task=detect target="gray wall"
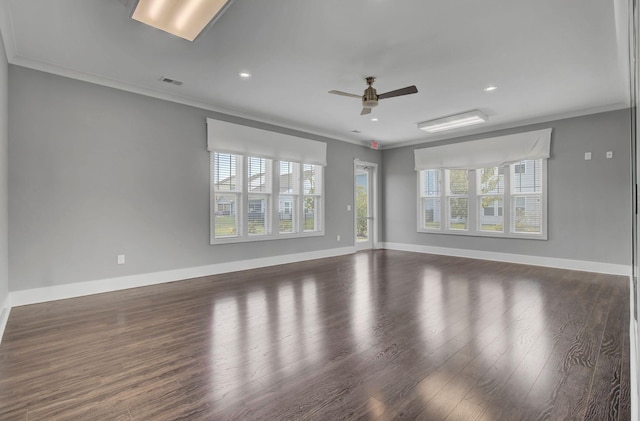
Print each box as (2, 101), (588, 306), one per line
(382, 109), (632, 265)
(0, 33), (7, 306)
(8, 66), (381, 291)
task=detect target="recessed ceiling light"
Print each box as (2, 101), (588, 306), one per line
(370, 118), (379, 122)
(484, 85), (498, 92)
(239, 72), (252, 78)
(131, 0), (236, 42)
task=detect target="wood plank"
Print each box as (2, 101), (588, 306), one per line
(583, 281), (626, 420)
(0, 250), (628, 420)
(618, 283), (631, 420)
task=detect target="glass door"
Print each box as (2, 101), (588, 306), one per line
(355, 163), (374, 250)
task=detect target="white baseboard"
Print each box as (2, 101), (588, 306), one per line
(0, 295), (9, 344)
(9, 246), (356, 308)
(382, 242), (631, 276)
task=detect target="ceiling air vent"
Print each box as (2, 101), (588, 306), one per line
(160, 77), (183, 86)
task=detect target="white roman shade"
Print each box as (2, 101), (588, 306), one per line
(414, 128), (552, 170)
(207, 118), (327, 166)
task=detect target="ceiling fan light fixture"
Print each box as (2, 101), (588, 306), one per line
(418, 110), (488, 133)
(131, 0), (235, 41)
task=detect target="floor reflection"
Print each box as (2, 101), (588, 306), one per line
(196, 251), (621, 420)
(210, 296), (241, 400)
(353, 253), (374, 351)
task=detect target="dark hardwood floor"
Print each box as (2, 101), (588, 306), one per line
(0, 250), (630, 420)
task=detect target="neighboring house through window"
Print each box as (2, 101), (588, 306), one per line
(207, 118), (327, 244)
(414, 129), (551, 240)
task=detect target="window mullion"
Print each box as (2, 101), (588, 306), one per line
(241, 156), (248, 240)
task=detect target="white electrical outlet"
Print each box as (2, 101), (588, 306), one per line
(337, 235), (341, 242)
(117, 254), (125, 265)
(606, 151), (613, 159)
(347, 205), (352, 211)
(584, 152), (592, 160)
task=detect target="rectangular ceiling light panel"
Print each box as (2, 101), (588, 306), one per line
(418, 110), (488, 133)
(132, 0), (233, 41)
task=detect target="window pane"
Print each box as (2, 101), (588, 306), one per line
(303, 164), (322, 195)
(214, 194), (239, 237)
(512, 160), (542, 193)
(422, 197), (441, 229)
(479, 167), (504, 194)
(479, 197), (504, 232)
(448, 197), (468, 230)
(279, 195), (296, 233)
(511, 195), (542, 233)
(356, 179), (368, 241)
(279, 161), (300, 193)
(214, 153), (241, 192)
(248, 195), (269, 235)
(248, 157), (272, 193)
(447, 169), (468, 194)
(304, 196), (320, 231)
(303, 164), (322, 233)
(279, 161), (299, 234)
(421, 169), (440, 196)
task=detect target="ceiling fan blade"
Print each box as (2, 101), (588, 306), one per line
(361, 107), (372, 115)
(328, 90), (361, 98)
(378, 85), (418, 100)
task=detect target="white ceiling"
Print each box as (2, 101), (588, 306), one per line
(0, 0), (630, 147)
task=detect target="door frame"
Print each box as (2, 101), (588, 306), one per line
(354, 160), (378, 250)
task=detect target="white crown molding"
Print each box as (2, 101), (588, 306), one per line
(382, 242), (631, 276)
(382, 103), (630, 150)
(7, 55), (370, 149)
(2, 50), (629, 153)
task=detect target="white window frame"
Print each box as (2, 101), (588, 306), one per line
(416, 159), (548, 240)
(211, 153), (325, 244)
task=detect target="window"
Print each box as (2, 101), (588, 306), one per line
(478, 166), (504, 232)
(417, 159), (547, 239)
(419, 169), (441, 229)
(207, 118), (327, 244)
(303, 164), (323, 232)
(511, 159), (543, 234)
(446, 169), (469, 230)
(211, 153), (324, 243)
(278, 161), (299, 234)
(247, 157), (271, 236)
(213, 153), (242, 238)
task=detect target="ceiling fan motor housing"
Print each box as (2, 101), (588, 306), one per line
(363, 86), (378, 108)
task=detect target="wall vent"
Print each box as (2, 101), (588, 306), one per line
(160, 77), (183, 86)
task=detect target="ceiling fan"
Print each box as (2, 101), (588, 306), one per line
(329, 76), (418, 115)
